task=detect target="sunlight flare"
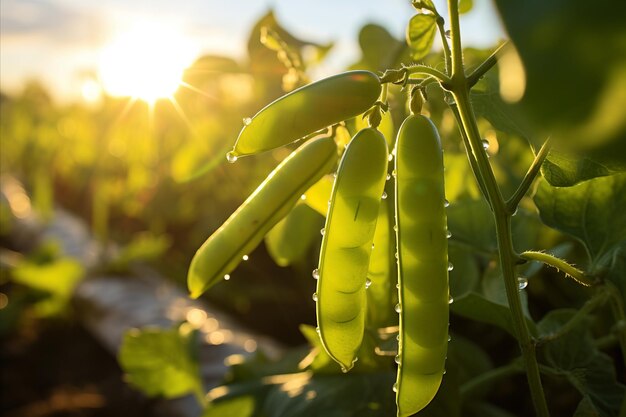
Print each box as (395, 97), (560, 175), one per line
(99, 22), (198, 103)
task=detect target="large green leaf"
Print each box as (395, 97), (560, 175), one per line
(406, 13), (438, 61)
(493, 0), (626, 169)
(534, 173), (626, 265)
(118, 325), (203, 399)
(541, 150), (614, 187)
(537, 310), (625, 417)
(351, 24), (408, 72)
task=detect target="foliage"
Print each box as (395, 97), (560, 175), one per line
(1, 1), (625, 417)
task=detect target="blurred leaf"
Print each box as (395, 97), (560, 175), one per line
(493, 0), (626, 169)
(572, 396), (599, 417)
(203, 395), (256, 417)
(265, 204), (323, 267)
(448, 244), (480, 298)
(210, 371), (396, 417)
(406, 13), (438, 61)
(471, 66), (534, 141)
(538, 310), (625, 417)
(118, 324), (202, 399)
(447, 199), (495, 253)
(443, 153), (481, 202)
(109, 232), (171, 271)
(541, 150), (613, 187)
(534, 174), (626, 267)
(458, 0), (473, 14)
(351, 24), (407, 72)
(11, 253), (84, 316)
(466, 402), (517, 417)
(447, 335), (493, 386)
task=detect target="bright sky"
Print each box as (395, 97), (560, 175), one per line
(0, 0), (504, 102)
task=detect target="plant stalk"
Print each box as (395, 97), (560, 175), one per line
(446, 1), (551, 415)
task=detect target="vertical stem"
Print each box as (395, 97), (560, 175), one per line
(446, 2), (550, 415)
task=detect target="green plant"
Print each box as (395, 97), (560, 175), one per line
(117, 1), (625, 416)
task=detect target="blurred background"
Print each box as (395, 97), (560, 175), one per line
(0, 1), (508, 416)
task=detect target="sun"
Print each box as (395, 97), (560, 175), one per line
(99, 22), (197, 103)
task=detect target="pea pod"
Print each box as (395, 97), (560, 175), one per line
(316, 128), (388, 370)
(232, 71), (381, 156)
(188, 136), (338, 298)
(264, 203), (323, 267)
(394, 115), (449, 417)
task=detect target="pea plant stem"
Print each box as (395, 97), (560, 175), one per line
(446, 1), (551, 416)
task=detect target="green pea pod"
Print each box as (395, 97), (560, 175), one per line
(265, 203), (323, 267)
(316, 128), (388, 371)
(232, 71), (381, 157)
(394, 115), (449, 417)
(366, 197), (398, 329)
(188, 136), (338, 298)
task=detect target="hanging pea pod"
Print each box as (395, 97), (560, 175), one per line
(316, 128), (388, 371)
(188, 136), (338, 298)
(394, 114), (449, 417)
(232, 71), (381, 156)
(265, 203), (323, 267)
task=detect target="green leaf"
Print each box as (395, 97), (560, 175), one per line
(11, 254), (84, 316)
(265, 204), (323, 267)
(538, 310), (625, 417)
(451, 292), (537, 338)
(458, 0), (473, 14)
(573, 396), (600, 417)
(493, 0), (626, 169)
(118, 324), (203, 399)
(351, 24), (408, 72)
(534, 173), (626, 265)
(542, 150), (613, 187)
(203, 395), (256, 417)
(406, 13), (438, 61)
(447, 199), (495, 253)
(448, 244), (480, 298)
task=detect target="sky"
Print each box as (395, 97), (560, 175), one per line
(0, 0), (505, 102)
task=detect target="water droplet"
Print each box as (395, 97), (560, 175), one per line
(312, 293), (318, 302)
(396, 283), (400, 289)
(394, 355), (401, 364)
(388, 154), (394, 162)
(312, 269), (320, 280)
(517, 276), (528, 290)
(224, 274), (231, 281)
(371, 243), (375, 249)
(447, 334), (452, 342)
(395, 252), (399, 259)
(320, 228), (325, 236)
(300, 194), (307, 200)
(381, 191), (388, 200)
(242, 254), (249, 261)
(396, 334), (400, 341)
(315, 326), (321, 335)
(443, 369), (447, 375)
(393, 225), (398, 232)
(482, 139), (490, 150)
(446, 230), (452, 239)
(448, 296), (454, 304)
(243, 117), (252, 126)
(332, 172), (338, 178)
(392, 170), (397, 178)
(386, 174), (391, 181)
(392, 383), (398, 393)
(365, 278), (372, 289)
(394, 303), (402, 313)
(448, 262), (454, 271)
(226, 152), (238, 163)
(444, 199), (450, 208)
